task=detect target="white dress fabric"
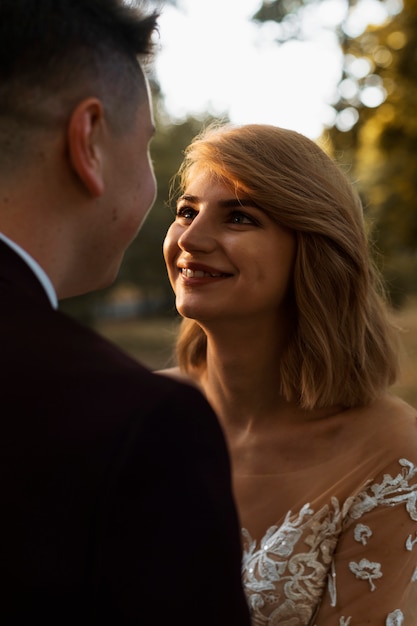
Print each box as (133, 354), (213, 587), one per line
(237, 397), (417, 625)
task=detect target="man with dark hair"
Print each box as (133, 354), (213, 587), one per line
(0, 1), (251, 624)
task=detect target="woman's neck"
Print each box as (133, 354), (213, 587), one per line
(195, 319), (290, 429)
(189, 319), (348, 483)
(192, 319), (341, 436)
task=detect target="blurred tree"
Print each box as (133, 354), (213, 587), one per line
(251, 0), (401, 145)
(331, 0), (417, 304)
(253, 0), (417, 305)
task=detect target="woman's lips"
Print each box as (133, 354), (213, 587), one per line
(181, 268), (224, 278)
(177, 263), (233, 283)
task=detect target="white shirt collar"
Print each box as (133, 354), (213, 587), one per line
(0, 233), (58, 309)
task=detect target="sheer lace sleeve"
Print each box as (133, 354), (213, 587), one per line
(312, 458), (417, 626)
(242, 458), (417, 625)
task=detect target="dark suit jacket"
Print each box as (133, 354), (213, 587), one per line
(0, 241), (251, 625)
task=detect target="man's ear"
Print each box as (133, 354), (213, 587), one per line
(67, 98), (106, 197)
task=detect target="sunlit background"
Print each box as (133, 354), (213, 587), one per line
(154, 0), (396, 138)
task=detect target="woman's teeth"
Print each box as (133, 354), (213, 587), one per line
(181, 268), (222, 278)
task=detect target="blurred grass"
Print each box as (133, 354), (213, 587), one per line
(96, 314), (181, 371)
(96, 300), (417, 409)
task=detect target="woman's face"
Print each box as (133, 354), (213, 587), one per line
(163, 169), (296, 326)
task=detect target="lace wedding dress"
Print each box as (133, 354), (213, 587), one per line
(236, 397), (417, 625)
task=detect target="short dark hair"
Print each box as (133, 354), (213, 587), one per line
(0, 0), (159, 163)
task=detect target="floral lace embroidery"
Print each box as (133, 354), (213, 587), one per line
(406, 532), (417, 551)
(348, 559), (382, 591)
(242, 459), (417, 625)
(347, 459), (417, 521)
(386, 609), (404, 625)
(353, 524), (372, 545)
(243, 500), (342, 625)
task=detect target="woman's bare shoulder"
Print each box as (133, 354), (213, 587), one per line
(360, 393), (417, 455)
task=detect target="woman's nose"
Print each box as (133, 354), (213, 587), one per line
(177, 216), (217, 253)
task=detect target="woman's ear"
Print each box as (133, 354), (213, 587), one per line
(67, 97), (106, 197)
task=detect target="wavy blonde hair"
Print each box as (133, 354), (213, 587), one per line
(172, 123), (398, 409)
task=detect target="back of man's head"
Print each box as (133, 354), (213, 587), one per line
(0, 0), (159, 171)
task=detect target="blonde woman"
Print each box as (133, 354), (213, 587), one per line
(161, 123), (417, 625)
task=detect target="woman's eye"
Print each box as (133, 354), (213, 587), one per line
(176, 206), (197, 220)
(229, 212), (256, 225)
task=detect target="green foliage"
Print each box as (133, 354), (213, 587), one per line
(377, 253), (417, 308)
(338, 0), (417, 302)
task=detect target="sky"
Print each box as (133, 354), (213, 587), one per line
(154, 0), (393, 139)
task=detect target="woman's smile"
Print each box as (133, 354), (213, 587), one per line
(181, 268), (224, 278)
(179, 262), (233, 281)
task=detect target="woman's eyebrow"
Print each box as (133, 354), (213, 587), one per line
(218, 198), (262, 210)
(177, 194), (197, 203)
(177, 195), (261, 210)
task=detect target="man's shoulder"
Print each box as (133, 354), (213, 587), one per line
(51, 309), (213, 416)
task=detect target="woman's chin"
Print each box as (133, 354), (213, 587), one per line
(176, 303), (211, 323)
